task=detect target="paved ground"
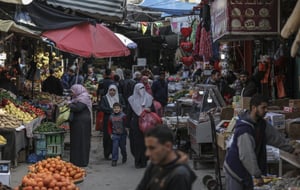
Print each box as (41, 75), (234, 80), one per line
(10, 129), (215, 190)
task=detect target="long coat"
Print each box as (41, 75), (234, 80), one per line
(69, 102), (91, 167)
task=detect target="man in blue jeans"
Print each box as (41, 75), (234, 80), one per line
(108, 102), (127, 166)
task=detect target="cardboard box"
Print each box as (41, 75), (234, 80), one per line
(289, 99), (300, 108)
(0, 171), (10, 186)
(240, 97), (251, 110)
(217, 132), (232, 150)
(270, 98), (289, 109)
(286, 119), (300, 140)
(265, 112), (285, 130)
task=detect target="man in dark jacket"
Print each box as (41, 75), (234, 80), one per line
(42, 69), (63, 96)
(136, 126), (196, 190)
(224, 94), (300, 190)
(235, 70), (258, 97)
(97, 68), (114, 101)
(151, 71), (168, 108)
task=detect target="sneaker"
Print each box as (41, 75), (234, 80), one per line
(112, 160), (117, 167)
(122, 158), (127, 164)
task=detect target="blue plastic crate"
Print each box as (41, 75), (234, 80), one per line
(35, 139), (46, 149)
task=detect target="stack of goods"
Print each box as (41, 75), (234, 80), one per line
(232, 96), (251, 116)
(168, 90), (190, 103)
(14, 156), (85, 190)
(266, 145), (280, 162)
(0, 90), (45, 126)
(267, 177), (300, 190)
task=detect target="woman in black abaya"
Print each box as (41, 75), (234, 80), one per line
(69, 84), (92, 167)
(127, 83), (154, 168)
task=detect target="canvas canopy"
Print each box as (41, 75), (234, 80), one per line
(138, 0), (196, 16)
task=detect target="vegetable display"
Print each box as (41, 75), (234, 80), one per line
(34, 122), (64, 133)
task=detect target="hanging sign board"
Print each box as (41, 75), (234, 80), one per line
(137, 58), (147, 66)
(211, 0), (279, 42)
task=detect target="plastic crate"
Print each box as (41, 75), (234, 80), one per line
(33, 132), (65, 157)
(46, 133), (64, 145)
(35, 139), (46, 149)
(47, 145), (62, 156)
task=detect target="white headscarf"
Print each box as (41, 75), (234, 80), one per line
(115, 68), (124, 80)
(128, 83), (153, 116)
(106, 84), (119, 108)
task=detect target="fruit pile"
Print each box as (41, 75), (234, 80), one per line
(14, 172), (79, 190)
(15, 157), (85, 190)
(21, 102), (45, 118)
(28, 157), (85, 183)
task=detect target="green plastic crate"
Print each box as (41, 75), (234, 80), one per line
(33, 132), (65, 157)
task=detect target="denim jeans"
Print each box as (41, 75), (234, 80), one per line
(111, 134), (127, 161)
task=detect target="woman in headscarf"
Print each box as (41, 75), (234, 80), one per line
(99, 84), (126, 160)
(69, 84), (92, 167)
(127, 83), (154, 168)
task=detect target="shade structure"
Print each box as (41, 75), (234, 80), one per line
(0, 19), (40, 38)
(42, 22), (130, 58)
(115, 33), (137, 49)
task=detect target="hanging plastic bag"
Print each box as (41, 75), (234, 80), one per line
(139, 111), (162, 134)
(95, 111), (104, 131)
(56, 105), (71, 126)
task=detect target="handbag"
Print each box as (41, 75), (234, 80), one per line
(138, 111), (162, 134)
(95, 111), (104, 131)
(56, 105), (71, 126)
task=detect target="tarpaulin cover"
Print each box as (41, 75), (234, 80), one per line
(0, 19), (40, 38)
(138, 0), (196, 16)
(25, 1), (91, 30)
(44, 0), (126, 22)
(0, 0), (31, 4)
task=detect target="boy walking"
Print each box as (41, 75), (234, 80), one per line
(108, 102), (127, 166)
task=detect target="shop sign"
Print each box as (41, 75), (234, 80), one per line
(211, 0), (279, 42)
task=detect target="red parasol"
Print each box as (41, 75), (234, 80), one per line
(42, 22), (130, 58)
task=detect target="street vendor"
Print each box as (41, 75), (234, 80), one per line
(224, 94), (300, 190)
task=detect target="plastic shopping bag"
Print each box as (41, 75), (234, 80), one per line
(56, 105), (71, 126)
(138, 111), (162, 134)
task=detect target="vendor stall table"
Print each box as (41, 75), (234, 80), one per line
(0, 116), (44, 166)
(279, 150), (300, 177)
(0, 128), (26, 166)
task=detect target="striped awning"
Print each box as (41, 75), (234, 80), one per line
(45, 0), (127, 22)
(0, 0), (32, 4)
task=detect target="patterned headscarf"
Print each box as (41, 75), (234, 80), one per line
(70, 84), (92, 114)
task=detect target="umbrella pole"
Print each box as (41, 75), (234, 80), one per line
(108, 57), (112, 68)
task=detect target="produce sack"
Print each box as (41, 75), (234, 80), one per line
(95, 111), (104, 131)
(56, 105), (71, 126)
(139, 111), (162, 134)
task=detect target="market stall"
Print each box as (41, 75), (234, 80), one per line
(0, 89), (45, 166)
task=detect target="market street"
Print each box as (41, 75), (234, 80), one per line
(10, 128), (215, 190)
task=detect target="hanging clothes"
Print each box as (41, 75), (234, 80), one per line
(199, 26), (212, 61)
(275, 75), (286, 98)
(193, 22), (202, 59)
